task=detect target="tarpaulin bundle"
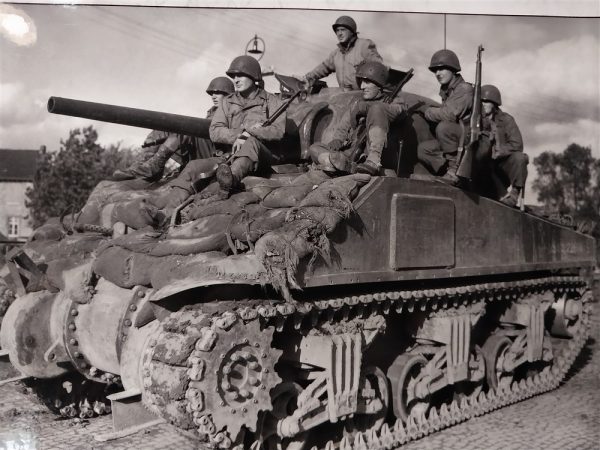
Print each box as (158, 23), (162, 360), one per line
(93, 246), (163, 288)
(187, 191), (260, 220)
(150, 252), (268, 290)
(77, 178), (170, 226)
(285, 206), (346, 233)
(153, 214), (233, 256)
(252, 173), (371, 296)
(111, 198), (165, 230)
(254, 218), (330, 298)
(290, 169), (333, 186)
(25, 169), (372, 296)
(228, 207), (289, 244)
(25, 233), (108, 264)
(299, 173), (370, 213)
(261, 184), (316, 208)
(29, 221), (66, 242)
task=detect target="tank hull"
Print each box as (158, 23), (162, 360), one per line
(304, 177), (595, 287)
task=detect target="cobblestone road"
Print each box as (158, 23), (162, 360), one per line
(1, 304), (598, 450)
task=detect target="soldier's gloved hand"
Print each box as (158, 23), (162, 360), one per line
(350, 101), (370, 128)
(294, 75), (311, 90)
(233, 131), (251, 153)
(327, 139), (345, 152)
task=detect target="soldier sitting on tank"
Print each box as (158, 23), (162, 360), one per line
(209, 55), (287, 196)
(301, 15), (383, 92)
(476, 84), (528, 208)
(308, 60), (407, 176)
(417, 49), (473, 185)
(112, 76), (235, 182)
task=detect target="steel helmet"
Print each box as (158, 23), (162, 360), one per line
(481, 84), (502, 106)
(332, 16), (357, 34)
(428, 49), (461, 73)
(355, 60), (389, 87)
(226, 55), (262, 82)
(206, 76), (234, 95)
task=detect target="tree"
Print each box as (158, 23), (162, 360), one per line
(532, 143), (600, 261)
(532, 143), (598, 219)
(26, 126), (136, 228)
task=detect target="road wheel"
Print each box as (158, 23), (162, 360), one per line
(388, 353), (430, 421)
(482, 334), (514, 391)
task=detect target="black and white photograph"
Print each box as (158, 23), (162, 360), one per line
(0, 1), (598, 449)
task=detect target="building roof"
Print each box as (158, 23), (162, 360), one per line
(0, 149), (39, 182)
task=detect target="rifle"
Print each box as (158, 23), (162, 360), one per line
(347, 68), (415, 163)
(456, 45), (484, 179)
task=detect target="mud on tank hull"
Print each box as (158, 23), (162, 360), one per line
(1, 174), (595, 449)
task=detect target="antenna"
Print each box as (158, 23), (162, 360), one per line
(444, 14), (447, 49)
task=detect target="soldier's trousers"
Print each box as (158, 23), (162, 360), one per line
(309, 143), (353, 169)
(233, 136), (283, 170)
(308, 102), (404, 168)
(476, 138), (529, 190)
(152, 157), (225, 210)
(364, 103), (405, 165)
(493, 153), (528, 189)
(417, 121), (465, 174)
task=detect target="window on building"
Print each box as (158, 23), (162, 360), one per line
(8, 217), (19, 238)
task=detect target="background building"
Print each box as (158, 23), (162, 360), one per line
(0, 148), (40, 250)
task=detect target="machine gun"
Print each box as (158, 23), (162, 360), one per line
(456, 45), (484, 180)
(347, 68), (415, 164)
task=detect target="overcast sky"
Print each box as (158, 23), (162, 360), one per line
(0, 2), (599, 199)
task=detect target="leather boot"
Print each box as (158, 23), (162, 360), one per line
(438, 156), (460, 186)
(500, 188), (520, 208)
(216, 157), (253, 194)
(329, 152), (352, 174)
(114, 136), (179, 182)
(356, 159), (380, 176)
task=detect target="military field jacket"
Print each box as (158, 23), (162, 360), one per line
(305, 36), (383, 91)
(483, 109), (523, 159)
(209, 88), (286, 145)
(206, 106), (217, 120)
(424, 75), (473, 123)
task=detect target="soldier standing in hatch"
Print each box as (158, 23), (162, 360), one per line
(112, 76), (234, 182)
(417, 49), (473, 185)
(302, 15), (383, 91)
(478, 84), (528, 207)
(210, 55), (287, 195)
(308, 60), (407, 175)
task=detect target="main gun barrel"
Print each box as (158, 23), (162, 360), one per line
(47, 96), (211, 138)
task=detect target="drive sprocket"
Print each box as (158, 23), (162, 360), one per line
(142, 307), (282, 447)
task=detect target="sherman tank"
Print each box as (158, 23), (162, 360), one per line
(0, 73), (596, 450)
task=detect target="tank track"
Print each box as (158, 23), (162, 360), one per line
(21, 372), (117, 419)
(142, 275), (591, 449)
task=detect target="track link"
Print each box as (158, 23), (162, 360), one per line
(142, 275), (592, 449)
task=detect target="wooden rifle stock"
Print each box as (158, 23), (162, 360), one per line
(348, 68), (414, 162)
(456, 45), (484, 179)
